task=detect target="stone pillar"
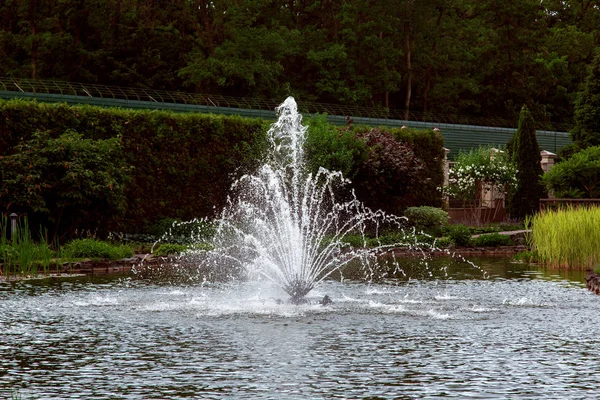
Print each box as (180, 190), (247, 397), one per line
(443, 148), (451, 186)
(443, 148), (450, 207)
(540, 150), (557, 173)
(540, 150), (557, 199)
(484, 148), (505, 208)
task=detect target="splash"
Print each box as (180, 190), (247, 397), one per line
(204, 97), (418, 302)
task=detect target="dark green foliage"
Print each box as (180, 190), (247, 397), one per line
(350, 126), (444, 215)
(434, 237), (453, 249)
(508, 105), (547, 219)
(304, 122), (444, 216)
(542, 146), (600, 198)
(447, 224), (472, 247)
(513, 250), (539, 263)
(388, 126), (446, 210)
(340, 235), (368, 248)
(572, 51), (600, 149)
(467, 222), (524, 235)
(1, 0), (593, 125)
(61, 239), (133, 260)
(0, 128), (129, 239)
(403, 206), (449, 236)
(0, 100), (442, 238)
(472, 233), (512, 247)
(352, 128), (425, 215)
(0, 100), (267, 237)
(304, 115), (368, 180)
(154, 218), (216, 245)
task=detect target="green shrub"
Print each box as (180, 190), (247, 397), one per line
(369, 231), (415, 246)
(0, 129), (130, 236)
(413, 234), (437, 245)
(542, 146), (600, 198)
(389, 125), (446, 209)
(305, 120), (445, 216)
(305, 115), (367, 180)
(571, 51), (600, 149)
(61, 239), (133, 260)
(404, 206), (449, 236)
(341, 235), (368, 248)
(155, 218), (216, 245)
(0, 99), (267, 236)
(153, 243), (188, 257)
(447, 224), (472, 247)
(472, 233), (512, 247)
(433, 237), (453, 248)
(507, 105), (546, 218)
(352, 128), (426, 215)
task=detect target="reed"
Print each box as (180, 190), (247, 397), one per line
(0, 215), (55, 277)
(529, 206), (600, 269)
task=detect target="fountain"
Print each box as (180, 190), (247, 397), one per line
(200, 97), (419, 303)
(3, 98), (599, 399)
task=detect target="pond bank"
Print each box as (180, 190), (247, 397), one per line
(1, 245), (531, 281)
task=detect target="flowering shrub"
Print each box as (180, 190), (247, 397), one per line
(443, 146), (517, 204)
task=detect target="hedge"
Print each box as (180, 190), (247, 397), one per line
(1, 99), (444, 238)
(0, 99), (267, 235)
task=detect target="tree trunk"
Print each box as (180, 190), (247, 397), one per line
(29, 0), (38, 79)
(423, 7), (444, 114)
(404, 23), (412, 120)
(198, 0), (214, 55)
(423, 68), (431, 113)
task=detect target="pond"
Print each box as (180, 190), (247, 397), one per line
(1, 257), (598, 399)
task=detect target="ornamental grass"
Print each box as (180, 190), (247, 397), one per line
(529, 206), (600, 269)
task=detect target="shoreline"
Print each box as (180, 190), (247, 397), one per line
(0, 245), (530, 282)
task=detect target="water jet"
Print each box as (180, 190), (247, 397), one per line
(201, 97), (417, 302)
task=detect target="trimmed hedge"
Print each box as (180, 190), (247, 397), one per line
(1, 100), (444, 238)
(0, 99), (267, 235)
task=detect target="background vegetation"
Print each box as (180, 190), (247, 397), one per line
(1, 0), (598, 127)
(0, 99), (445, 240)
(0, 99), (268, 239)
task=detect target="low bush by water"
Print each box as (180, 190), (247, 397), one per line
(472, 233), (512, 247)
(60, 239), (134, 260)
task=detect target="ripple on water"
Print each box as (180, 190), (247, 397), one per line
(1, 274), (600, 399)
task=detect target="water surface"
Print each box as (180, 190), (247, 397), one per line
(1, 258), (598, 399)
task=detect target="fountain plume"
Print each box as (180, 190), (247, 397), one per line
(205, 97), (412, 302)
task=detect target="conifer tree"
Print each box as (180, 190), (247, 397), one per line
(508, 105), (547, 219)
(572, 50), (600, 149)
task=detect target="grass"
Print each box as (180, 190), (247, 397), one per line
(1, 216), (135, 278)
(528, 206), (600, 269)
(60, 238), (134, 260)
(1, 216), (55, 277)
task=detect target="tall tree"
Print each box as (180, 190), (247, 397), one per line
(337, 0), (403, 108)
(508, 105), (547, 219)
(571, 49), (600, 149)
(179, 0), (299, 98)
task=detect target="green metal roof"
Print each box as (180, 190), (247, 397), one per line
(0, 77), (572, 158)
